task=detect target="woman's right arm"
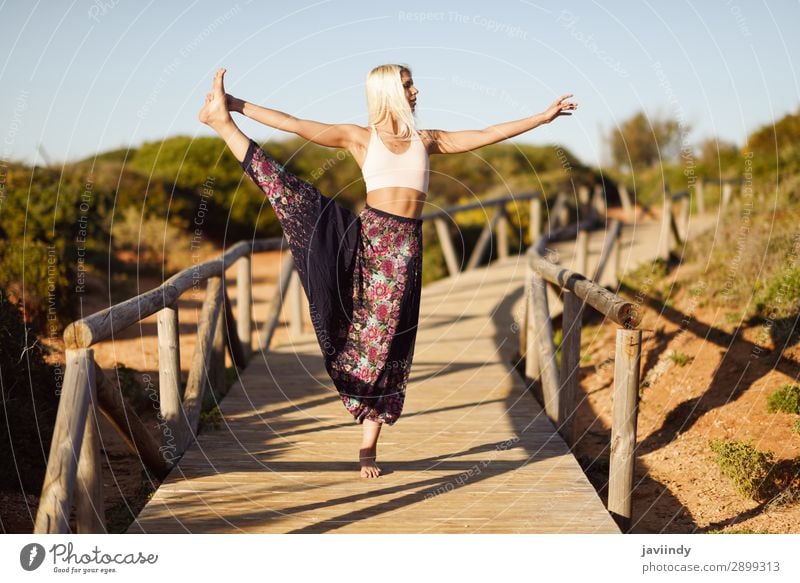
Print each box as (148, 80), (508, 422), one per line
(227, 95), (359, 149)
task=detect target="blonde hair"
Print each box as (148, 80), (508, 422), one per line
(366, 63), (417, 139)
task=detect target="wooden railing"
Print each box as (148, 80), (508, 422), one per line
(35, 237), (292, 533)
(36, 177), (733, 533)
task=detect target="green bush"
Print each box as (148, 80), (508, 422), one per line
(669, 351), (692, 367)
(0, 289), (60, 494)
(766, 384), (800, 415)
(709, 438), (775, 501)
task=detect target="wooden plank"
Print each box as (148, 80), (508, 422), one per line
(559, 290), (583, 446)
(129, 256), (618, 534)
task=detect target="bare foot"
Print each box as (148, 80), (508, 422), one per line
(198, 68), (233, 128)
(359, 447), (382, 478)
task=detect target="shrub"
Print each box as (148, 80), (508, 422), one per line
(669, 351), (692, 367)
(709, 438), (776, 501)
(0, 290), (60, 494)
(766, 384), (800, 415)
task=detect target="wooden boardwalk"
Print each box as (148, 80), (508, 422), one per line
(127, 213), (719, 534)
(128, 250), (620, 534)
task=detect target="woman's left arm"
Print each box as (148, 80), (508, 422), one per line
(426, 93), (577, 155)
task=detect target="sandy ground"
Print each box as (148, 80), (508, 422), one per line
(573, 279), (800, 533)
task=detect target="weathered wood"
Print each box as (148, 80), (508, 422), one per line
(559, 290), (584, 446)
(695, 180), (705, 214)
(75, 378), (106, 533)
(611, 226), (623, 286)
(64, 238), (285, 349)
(547, 192), (568, 232)
(679, 195), (690, 240)
(184, 277), (223, 449)
(528, 251), (640, 328)
(202, 302), (229, 410)
(578, 185), (591, 220)
(530, 197), (542, 245)
(524, 270), (540, 381)
(592, 184), (606, 216)
(259, 254), (295, 350)
(466, 206), (503, 270)
(618, 184), (634, 221)
(94, 363), (173, 476)
(157, 302), (183, 454)
(592, 220), (622, 283)
(34, 348), (94, 534)
(531, 273), (559, 424)
(434, 217), (460, 277)
(237, 254), (253, 360)
(575, 229), (589, 275)
(722, 183), (733, 208)
(130, 257), (620, 534)
(657, 191), (673, 260)
(288, 269), (304, 336)
(496, 206), (509, 260)
(608, 328), (642, 531)
(418, 190), (540, 221)
(223, 286), (247, 369)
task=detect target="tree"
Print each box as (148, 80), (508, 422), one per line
(608, 111), (682, 172)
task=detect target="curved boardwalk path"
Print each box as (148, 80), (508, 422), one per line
(127, 215), (714, 534)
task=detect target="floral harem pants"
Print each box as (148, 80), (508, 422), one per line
(239, 138), (423, 425)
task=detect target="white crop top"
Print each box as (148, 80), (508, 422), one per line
(361, 125), (430, 194)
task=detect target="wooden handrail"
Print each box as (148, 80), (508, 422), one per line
(64, 238), (288, 349)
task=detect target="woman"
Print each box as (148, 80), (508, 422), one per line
(198, 64), (576, 478)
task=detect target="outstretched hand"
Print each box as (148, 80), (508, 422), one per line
(541, 93), (578, 123)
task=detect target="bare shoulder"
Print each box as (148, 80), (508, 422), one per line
(341, 124), (370, 148)
(419, 129), (442, 154)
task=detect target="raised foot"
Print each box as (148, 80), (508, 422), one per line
(197, 67), (232, 127)
(359, 447), (382, 478)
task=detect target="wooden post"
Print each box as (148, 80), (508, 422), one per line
(466, 206), (502, 270)
(237, 254), (253, 360)
(259, 254), (295, 350)
(559, 290), (584, 446)
(657, 190), (673, 260)
(524, 269), (540, 382)
(695, 179), (705, 214)
(592, 184), (607, 217)
(496, 206), (509, 261)
(34, 348), (94, 534)
(578, 185), (590, 221)
(223, 287), (247, 369)
(157, 302), (183, 454)
(548, 192), (568, 233)
(612, 227), (623, 286)
(183, 276), (223, 449)
(531, 273), (560, 424)
(679, 195), (691, 241)
(210, 300), (227, 401)
(530, 197), (542, 245)
(722, 183), (732, 208)
(288, 269), (304, 336)
(608, 328), (642, 531)
(94, 363), (171, 476)
(434, 217), (460, 277)
(592, 220), (622, 284)
(618, 184), (634, 222)
(75, 376), (106, 533)
(575, 228), (589, 275)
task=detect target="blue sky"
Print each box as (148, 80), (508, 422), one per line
(1, 0), (798, 168)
